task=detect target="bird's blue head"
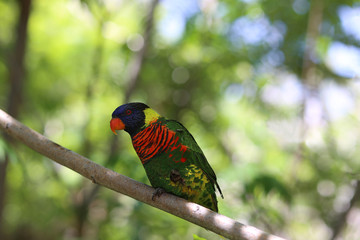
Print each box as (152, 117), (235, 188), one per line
(110, 102), (160, 136)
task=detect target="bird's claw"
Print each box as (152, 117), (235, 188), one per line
(91, 176), (97, 184)
(152, 188), (166, 201)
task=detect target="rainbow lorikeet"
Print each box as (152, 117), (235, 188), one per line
(110, 102), (223, 212)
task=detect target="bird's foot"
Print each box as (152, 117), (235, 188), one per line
(170, 169), (184, 185)
(91, 176), (97, 184)
(152, 188), (166, 201)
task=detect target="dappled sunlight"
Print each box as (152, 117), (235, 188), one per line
(326, 42), (360, 78)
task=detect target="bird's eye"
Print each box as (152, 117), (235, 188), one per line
(125, 109), (132, 115)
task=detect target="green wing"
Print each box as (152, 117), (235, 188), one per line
(165, 120), (223, 198)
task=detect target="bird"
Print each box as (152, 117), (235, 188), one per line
(110, 102), (223, 212)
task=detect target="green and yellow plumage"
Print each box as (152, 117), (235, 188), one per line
(110, 103), (223, 212)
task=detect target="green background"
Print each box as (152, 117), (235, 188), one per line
(1, 0), (360, 239)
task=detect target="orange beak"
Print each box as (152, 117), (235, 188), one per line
(110, 118), (125, 135)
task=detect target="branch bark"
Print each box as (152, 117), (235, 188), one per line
(0, 109), (286, 240)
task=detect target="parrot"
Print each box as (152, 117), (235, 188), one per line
(110, 102), (223, 212)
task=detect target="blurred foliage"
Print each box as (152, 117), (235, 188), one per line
(1, 0), (360, 239)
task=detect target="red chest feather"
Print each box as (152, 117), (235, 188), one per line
(132, 123), (188, 164)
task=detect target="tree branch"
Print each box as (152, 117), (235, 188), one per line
(0, 109), (286, 240)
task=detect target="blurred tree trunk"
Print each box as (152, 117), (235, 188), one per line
(124, 0), (159, 101)
(74, 14), (105, 237)
(73, 0), (159, 237)
(330, 180), (360, 240)
(292, 0), (324, 179)
(6, 0), (31, 117)
(0, 0), (31, 238)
